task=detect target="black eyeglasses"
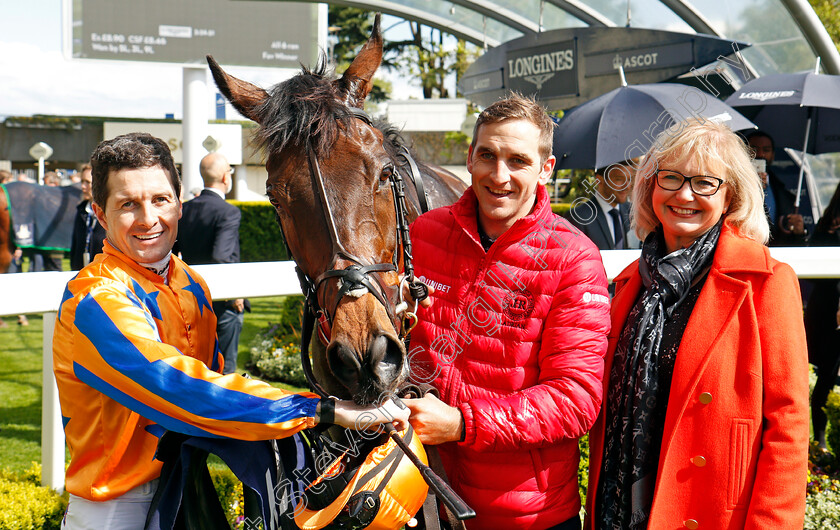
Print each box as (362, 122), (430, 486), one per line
(654, 169), (724, 196)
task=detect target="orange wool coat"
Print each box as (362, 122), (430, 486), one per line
(585, 224), (809, 529)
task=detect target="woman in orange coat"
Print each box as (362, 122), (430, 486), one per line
(585, 119), (809, 529)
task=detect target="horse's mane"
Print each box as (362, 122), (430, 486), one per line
(253, 58), (420, 165)
(254, 58), (357, 158)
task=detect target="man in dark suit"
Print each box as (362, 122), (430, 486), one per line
(70, 164), (107, 270)
(177, 153), (247, 375)
(746, 130), (808, 246)
(567, 161), (634, 250)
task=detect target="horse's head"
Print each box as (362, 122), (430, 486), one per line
(208, 16), (411, 404)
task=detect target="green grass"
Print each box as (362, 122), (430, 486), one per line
(0, 313), (47, 474)
(0, 296), (302, 475)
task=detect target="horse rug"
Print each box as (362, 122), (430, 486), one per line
(2, 181), (81, 251)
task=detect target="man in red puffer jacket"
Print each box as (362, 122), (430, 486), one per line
(405, 93), (610, 530)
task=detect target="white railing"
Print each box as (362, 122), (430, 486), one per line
(1, 249), (839, 491)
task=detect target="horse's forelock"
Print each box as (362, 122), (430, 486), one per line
(377, 123), (409, 159)
(254, 60), (355, 159)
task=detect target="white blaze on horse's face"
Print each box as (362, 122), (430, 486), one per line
(338, 277), (371, 298)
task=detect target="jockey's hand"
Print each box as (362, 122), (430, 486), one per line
(403, 394), (463, 445)
(330, 397), (410, 431)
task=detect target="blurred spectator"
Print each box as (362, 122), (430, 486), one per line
(805, 179), (840, 455)
(746, 130), (807, 246)
(176, 153), (248, 375)
(70, 164), (106, 270)
(0, 170), (13, 184)
(43, 171), (61, 187)
(567, 160), (636, 250)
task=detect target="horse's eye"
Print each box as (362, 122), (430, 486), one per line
(380, 165), (395, 182)
(265, 186), (281, 208)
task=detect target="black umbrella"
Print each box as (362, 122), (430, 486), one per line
(725, 66), (840, 208)
(554, 82), (755, 170)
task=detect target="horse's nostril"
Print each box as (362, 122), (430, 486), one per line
(327, 343), (362, 393)
(369, 335), (404, 386)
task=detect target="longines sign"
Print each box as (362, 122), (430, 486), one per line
(505, 40), (578, 97)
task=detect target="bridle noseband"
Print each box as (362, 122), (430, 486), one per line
(292, 106), (429, 398)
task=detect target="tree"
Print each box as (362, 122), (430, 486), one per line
(327, 7), (391, 102)
(388, 22), (478, 99)
(328, 7), (375, 66)
(809, 0), (840, 51)
(328, 7), (478, 100)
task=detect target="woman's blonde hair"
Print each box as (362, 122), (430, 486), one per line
(632, 119), (769, 244)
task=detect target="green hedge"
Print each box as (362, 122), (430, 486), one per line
(231, 201), (289, 263)
(235, 198), (579, 256)
(0, 464), (67, 530)
(0, 464), (242, 529)
(807, 390), (840, 527)
(551, 202), (573, 216)
(233, 195), (581, 262)
(210, 465), (244, 527)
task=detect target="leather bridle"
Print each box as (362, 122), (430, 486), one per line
(292, 106), (429, 398)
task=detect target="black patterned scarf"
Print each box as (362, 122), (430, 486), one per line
(596, 220), (722, 529)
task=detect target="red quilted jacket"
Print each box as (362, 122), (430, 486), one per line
(409, 186), (610, 529)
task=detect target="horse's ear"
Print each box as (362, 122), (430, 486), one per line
(338, 13), (382, 108)
(206, 55), (268, 124)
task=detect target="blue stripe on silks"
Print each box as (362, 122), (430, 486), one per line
(62, 416), (70, 429)
(58, 285), (74, 321)
(145, 423), (167, 439)
(74, 293), (318, 427)
(73, 362), (218, 438)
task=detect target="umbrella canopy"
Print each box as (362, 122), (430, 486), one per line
(554, 83), (755, 170)
(725, 72), (840, 155)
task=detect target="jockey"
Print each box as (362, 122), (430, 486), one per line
(53, 133), (408, 530)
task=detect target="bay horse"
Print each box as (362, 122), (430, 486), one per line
(207, 15), (466, 404)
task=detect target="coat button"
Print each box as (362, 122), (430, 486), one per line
(699, 392), (712, 404)
(691, 456), (707, 467)
(684, 519), (699, 529)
